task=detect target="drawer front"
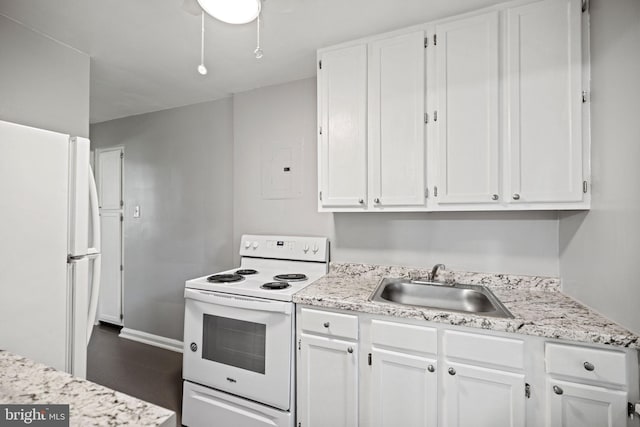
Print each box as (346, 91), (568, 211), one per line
(300, 308), (358, 340)
(444, 330), (524, 370)
(371, 319), (437, 354)
(545, 343), (627, 386)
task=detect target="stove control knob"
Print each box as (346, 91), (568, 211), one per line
(244, 241), (251, 249)
(312, 244), (319, 254)
(303, 244), (309, 253)
(252, 241), (259, 249)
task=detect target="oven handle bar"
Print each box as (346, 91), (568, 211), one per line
(185, 289), (292, 314)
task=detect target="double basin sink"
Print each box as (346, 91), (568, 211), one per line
(369, 278), (514, 319)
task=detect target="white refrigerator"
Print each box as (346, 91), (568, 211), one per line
(0, 119), (101, 378)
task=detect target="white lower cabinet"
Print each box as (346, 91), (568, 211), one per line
(442, 362), (526, 427)
(546, 380), (627, 427)
(296, 307), (639, 427)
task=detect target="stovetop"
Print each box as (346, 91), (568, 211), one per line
(185, 235), (329, 302)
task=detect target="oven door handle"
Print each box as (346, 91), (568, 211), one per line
(185, 289), (292, 314)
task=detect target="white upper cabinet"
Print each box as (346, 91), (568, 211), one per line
(506, 0), (584, 204)
(369, 31), (426, 208)
(432, 11), (500, 205)
(317, 0), (589, 212)
(318, 44), (368, 209)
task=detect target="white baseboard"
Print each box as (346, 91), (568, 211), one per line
(119, 328), (183, 353)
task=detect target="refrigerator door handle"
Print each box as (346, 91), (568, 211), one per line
(86, 165), (102, 344)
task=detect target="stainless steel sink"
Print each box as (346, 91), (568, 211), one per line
(369, 278), (514, 319)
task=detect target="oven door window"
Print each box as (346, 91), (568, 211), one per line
(202, 314), (266, 374)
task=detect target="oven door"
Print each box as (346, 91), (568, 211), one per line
(183, 288), (293, 410)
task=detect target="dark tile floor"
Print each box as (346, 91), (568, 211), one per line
(87, 323), (183, 425)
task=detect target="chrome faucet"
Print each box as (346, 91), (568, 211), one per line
(429, 263), (446, 282)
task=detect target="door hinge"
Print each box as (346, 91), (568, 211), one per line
(424, 37), (428, 48)
(582, 91), (589, 103)
(120, 152), (124, 159)
(298, 339), (301, 350)
(525, 383), (531, 399)
(628, 402), (640, 419)
(368, 353), (372, 366)
(424, 112), (429, 124)
(425, 188), (429, 198)
(120, 214), (124, 222)
(298, 423), (302, 427)
(318, 60), (322, 70)
(319, 191), (323, 201)
(434, 110), (438, 122)
(434, 186), (438, 197)
(433, 34), (437, 45)
(120, 200), (124, 207)
(120, 313), (123, 320)
(583, 180), (588, 193)
(319, 126), (322, 135)
(120, 265), (123, 272)
(582, 0), (589, 12)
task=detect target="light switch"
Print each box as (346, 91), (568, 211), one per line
(133, 205), (140, 218)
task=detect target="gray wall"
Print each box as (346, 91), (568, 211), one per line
(233, 78), (560, 277)
(91, 98), (235, 341)
(0, 14), (89, 137)
(559, 0), (640, 335)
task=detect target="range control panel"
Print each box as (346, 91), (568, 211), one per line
(239, 234), (329, 262)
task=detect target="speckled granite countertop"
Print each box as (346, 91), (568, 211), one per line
(0, 351), (176, 426)
(293, 263), (640, 349)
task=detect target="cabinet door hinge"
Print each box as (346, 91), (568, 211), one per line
(582, 91), (589, 103)
(298, 423), (302, 427)
(583, 180), (588, 193)
(319, 126), (323, 135)
(319, 191), (323, 201)
(120, 313), (124, 321)
(425, 188), (429, 198)
(525, 383), (531, 399)
(582, 0), (589, 12)
(318, 60), (322, 70)
(298, 339), (301, 350)
(433, 186), (438, 197)
(434, 110), (438, 122)
(424, 37), (428, 48)
(120, 214), (124, 222)
(368, 353), (372, 366)
(433, 34), (437, 45)
(120, 265), (123, 272)
(120, 200), (124, 207)
(120, 152), (124, 159)
(424, 112), (429, 124)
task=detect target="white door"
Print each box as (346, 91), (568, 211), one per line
(368, 30), (426, 208)
(432, 11), (500, 205)
(370, 347), (437, 427)
(318, 44), (368, 209)
(442, 362), (525, 427)
(96, 147), (123, 325)
(298, 333), (358, 427)
(97, 211), (122, 325)
(547, 380), (627, 427)
(506, 0), (583, 203)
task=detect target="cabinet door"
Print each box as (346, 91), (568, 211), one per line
(506, 0), (583, 203)
(443, 362), (525, 427)
(318, 45), (368, 209)
(298, 334), (358, 427)
(369, 31), (426, 207)
(371, 347), (437, 427)
(547, 380), (627, 427)
(433, 11), (500, 204)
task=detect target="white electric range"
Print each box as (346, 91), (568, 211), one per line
(182, 234), (329, 427)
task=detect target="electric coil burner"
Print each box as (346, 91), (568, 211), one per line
(261, 281), (291, 290)
(206, 274), (244, 283)
(273, 273), (308, 282)
(235, 269), (258, 275)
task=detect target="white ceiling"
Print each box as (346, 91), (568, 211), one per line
(0, 0), (503, 124)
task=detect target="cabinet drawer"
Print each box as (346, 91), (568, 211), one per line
(300, 308), (358, 340)
(371, 319), (437, 354)
(545, 343), (626, 386)
(443, 330), (524, 370)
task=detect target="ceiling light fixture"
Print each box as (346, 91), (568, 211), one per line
(197, 12), (208, 75)
(196, 0), (261, 25)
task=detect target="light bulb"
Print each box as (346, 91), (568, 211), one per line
(254, 48), (263, 59)
(198, 64), (208, 75)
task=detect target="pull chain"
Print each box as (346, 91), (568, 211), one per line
(254, 13), (263, 59)
(198, 11), (208, 75)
